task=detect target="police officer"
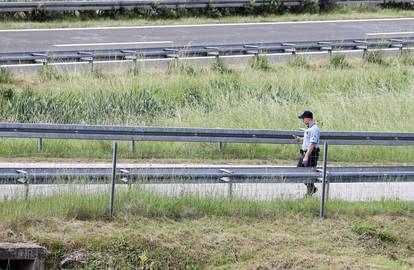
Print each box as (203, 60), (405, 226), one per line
(293, 111), (320, 195)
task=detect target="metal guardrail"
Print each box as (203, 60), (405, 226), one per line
(2, 166), (414, 183)
(1, 123), (414, 146)
(0, 0), (413, 13)
(1, 37), (414, 65)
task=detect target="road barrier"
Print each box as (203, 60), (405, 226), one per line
(1, 37), (414, 66)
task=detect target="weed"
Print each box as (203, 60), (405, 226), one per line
(38, 65), (63, 82)
(400, 50), (414, 66)
(210, 60), (233, 74)
(0, 67), (14, 84)
(288, 55), (310, 68)
(366, 50), (388, 65)
(250, 55), (272, 71)
(351, 221), (395, 242)
(329, 53), (349, 69)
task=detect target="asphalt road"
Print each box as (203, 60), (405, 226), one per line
(1, 18), (414, 53)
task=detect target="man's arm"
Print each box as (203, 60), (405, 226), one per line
(293, 135), (303, 142)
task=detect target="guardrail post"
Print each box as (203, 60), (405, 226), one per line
(109, 142), (118, 220)
(16, 170), (29, 200)
(320, 141), (328, 219)
(120, 169), (131, 191)
(218, 142), (223, 152)
(219, 169), (233, 199)
(37, 138), (43, 152)
(229, 181), (233, 199)
(326, 173), (330, 202)
(131, 140), (136, 155)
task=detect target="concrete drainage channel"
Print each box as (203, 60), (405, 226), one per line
(0, 242), (46, 270)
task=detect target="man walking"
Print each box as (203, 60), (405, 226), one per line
(293, 111), (320, 195)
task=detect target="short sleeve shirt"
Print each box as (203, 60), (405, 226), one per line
(302, 123), (320, 151)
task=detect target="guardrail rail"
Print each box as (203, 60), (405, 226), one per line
(1, 37), (413, 66)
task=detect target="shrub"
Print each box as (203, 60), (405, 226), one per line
(0, 67), (14, 84)
(38, 65), (63, 82)
(299, 0), (319, 13)
(366, 51), (387, 65)
(288, 56), (310, 69)
(329, 53), (349, 69)
(400, 51), (414, 66)
(319, 0), (337, 12)
(351, 221), (395, 242)
(250, 55), (272, 71)
(210, 60), (233, 74)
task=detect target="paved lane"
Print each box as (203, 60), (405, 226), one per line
(1, 18), (413, 53)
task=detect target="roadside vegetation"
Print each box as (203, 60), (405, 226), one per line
(0, 187), (413, 269)
(1, 52), (414, 163)
(1, 3), (414, 29)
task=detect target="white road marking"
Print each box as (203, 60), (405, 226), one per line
(367, 31), (414, 36)
(53, 41), (173, 47)
(0, 18), (413, 32)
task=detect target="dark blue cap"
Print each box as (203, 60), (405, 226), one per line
(298, 111), (313, 119)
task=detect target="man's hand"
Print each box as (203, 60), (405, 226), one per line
(293, 135), (302, 143)
(302, 156), (309, 166)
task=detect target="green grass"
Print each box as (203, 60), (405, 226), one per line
(0, 188), (413, 269)
(1, 5), (414, 29)
(1, 186), (413, 221)
(1, 55), (414, 163)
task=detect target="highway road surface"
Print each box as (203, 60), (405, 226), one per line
(1, 18), (414, 53)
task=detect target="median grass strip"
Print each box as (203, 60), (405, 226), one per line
(1, 55), (414, 163)
(0, 187), (413, 269)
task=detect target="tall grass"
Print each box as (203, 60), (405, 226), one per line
(1, 56), (414, 163)
(1, 186), (413, 222)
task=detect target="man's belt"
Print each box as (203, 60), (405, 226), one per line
(300, 148), (320, 154)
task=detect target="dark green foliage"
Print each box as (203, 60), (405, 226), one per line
(366, 51), (388, 65)
(319, 0), (337, 11)
(288, 55), (310, 68)
(400, 51), (414, 66)
(329, 53), (349, 69)
(0, 67), (14, 84)
(38, 65), (63, 82)
(299, 0), (320, 13)
(210, 60), (233, 74)
(250, 55), (272, 71)
(352, 221), (395, 242)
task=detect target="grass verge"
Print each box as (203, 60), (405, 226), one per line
(0, 187), (413, 269)
(1, 54), (414, 163)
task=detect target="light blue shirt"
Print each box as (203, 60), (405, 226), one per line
(302, 122), (320, 151)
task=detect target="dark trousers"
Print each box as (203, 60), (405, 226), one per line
(297, 148), (320, 194)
